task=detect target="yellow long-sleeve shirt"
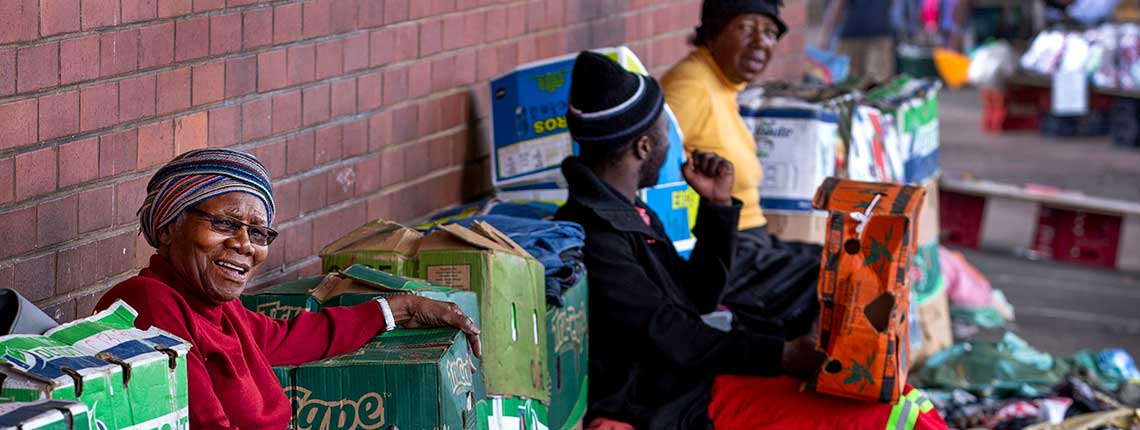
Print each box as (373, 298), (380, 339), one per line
(662, 47), (766, 230)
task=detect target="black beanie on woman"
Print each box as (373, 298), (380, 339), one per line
(696, 0), (788, 43)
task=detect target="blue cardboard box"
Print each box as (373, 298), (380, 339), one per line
(489, 47), (694, 255)
(639, 181), (699, 258)
(489, 47), (685, 189)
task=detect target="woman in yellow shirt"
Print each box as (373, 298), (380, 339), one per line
(661, 0), (822, 345)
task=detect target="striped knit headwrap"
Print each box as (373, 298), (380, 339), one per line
(138, 148), (275, 248)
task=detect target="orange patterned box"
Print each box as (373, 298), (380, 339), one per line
(807, 178), (926, 403)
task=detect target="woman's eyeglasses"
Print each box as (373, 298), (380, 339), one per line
(187, 209), (278, 246)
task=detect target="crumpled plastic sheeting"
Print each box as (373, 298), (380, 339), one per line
(1072, 349), (1140, 393)
(951, 289), (1015, 333)
(918, 332), (1071, 399)
(940, 247), (993, 309)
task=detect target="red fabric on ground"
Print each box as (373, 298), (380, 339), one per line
(586, 417), (637, 430)
(708, 375), (949, 430)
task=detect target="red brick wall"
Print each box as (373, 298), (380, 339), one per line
(0, 0), (806, 322)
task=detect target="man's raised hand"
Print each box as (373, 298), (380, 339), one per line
(681, 150), (735, 206)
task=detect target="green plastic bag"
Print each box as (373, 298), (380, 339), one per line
(917, 332), (1070, 398)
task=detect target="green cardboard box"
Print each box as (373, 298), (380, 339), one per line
(288, 328), (484, 430)
(476, 396), (549, 430)
(417, 222), (549, 402)
(0, 301), (190, 430)
(546, 275), (588, 430)
(272, 366), (296, 430)
(0, 400), (91, 430)
(242, 266), (482, 330)
(320, 219), (423, 276)
(325, 264), (482, 329)
(240, 276), (325, 320)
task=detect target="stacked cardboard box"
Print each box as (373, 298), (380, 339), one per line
(545, 275), (588, 430)
(476, 396), (549, 430)
(489, 46), (697, 258)
(416, 223), (549, 402)
(739, 77), (943, 247)
(738, 86), (844, 245)
(281, 328), (484, 430)
(245, 265), (485, 429)
(246, 220), (555, 428)
(240, 276), (324, 319)
(912, 180), (953, 366)
(0, 302), (190, 430)
(0, 401), (90, 430)
(320, 220), (423, 276)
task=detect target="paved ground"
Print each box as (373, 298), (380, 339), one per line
(956, 247), (1140, 358)
(939, 88), (1140, 202)
(939, 88), (1140, 358)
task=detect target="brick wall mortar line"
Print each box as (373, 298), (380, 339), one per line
(0, 0), (592, 101)
(0, 28), (690, 216)
(0, 3), (692, 151)
(31, 272), (134, 310)
(0, 14), (609, 161)
(233, 123), (472, 194)
(0, 0), (321, 51)
(0, 80), (478, 213)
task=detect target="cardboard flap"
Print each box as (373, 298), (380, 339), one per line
(812, 178), (926, 218)
(339, 265), (451, 292)
(421, 223), (533, 259)
(308, 273), (383, 303)
(470, 221), (531, 256)
(319, 219), (423, 256)
(310, 266), (452, 302)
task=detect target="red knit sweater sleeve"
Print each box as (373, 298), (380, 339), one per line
(237, 301), (386, 366)
(96, 277), (239, 430)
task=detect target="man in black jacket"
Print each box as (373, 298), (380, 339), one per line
(555, 51), (826, 430)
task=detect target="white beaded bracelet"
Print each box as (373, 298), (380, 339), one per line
(374, 297), (397, 332)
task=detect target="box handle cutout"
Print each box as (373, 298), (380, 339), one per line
(556, 356), (562, 390)
(60, 367), (83, 397)
(156, 346), (180, 370)
(864, 292), (895, 333)
(824, 359), (843, 374)
(532, 311), (539, 345)
(511, 303), (518, 342)
(96, 352), (131, 386)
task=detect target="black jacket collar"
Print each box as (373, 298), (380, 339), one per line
(561, 157), (667, 240)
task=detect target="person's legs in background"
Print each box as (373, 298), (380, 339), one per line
(837, 37), (897, 82)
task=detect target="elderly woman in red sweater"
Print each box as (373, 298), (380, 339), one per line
(95, 148), (480, 430)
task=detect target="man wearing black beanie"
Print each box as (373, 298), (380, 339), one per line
(558, 52), (950, 430)
(556, 50), (822, 430)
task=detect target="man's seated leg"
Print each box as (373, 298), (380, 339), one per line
(708, 375), (949, 430)
(722, 238), (821, 340)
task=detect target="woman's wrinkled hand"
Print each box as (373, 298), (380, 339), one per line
(387, 295), (482, 359)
